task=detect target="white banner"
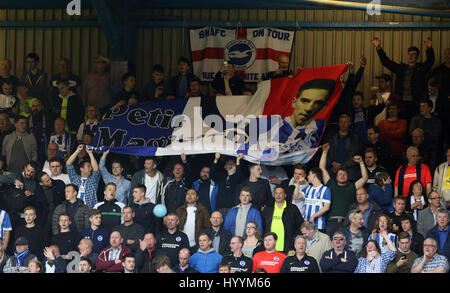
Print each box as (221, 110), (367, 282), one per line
(190, 27), (295, 82)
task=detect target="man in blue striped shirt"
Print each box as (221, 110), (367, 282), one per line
(299, 167), (331, 231)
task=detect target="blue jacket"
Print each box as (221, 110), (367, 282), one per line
(192, 179), (219, 213)
(80, 227), (110, 254)
(426, 225), (450, 262)
(189, 249), (223, 273)
(223, 205), (263, 237)
(368, 183), (394, 214)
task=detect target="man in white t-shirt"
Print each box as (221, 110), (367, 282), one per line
(48, 158), (70, 185)
(130, 157), (164, 204)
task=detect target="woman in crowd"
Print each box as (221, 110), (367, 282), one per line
(242, 221), (264, 258)
(354, 231), (396, 273)
(368, 214), (396, 253)
(77, 105), (100, 142)
(405, 180), (428, 221)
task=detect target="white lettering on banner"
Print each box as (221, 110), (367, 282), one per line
(199, 28), (227, 38)
(66, 0), (81, 16)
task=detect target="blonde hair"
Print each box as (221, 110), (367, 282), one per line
(84, 105), (100, 122)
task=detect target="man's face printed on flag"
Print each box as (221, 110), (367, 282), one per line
(291, 88), (329, 128)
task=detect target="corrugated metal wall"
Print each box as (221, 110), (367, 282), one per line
(0, 9), (108, 86)
(137, 9), (450, 100)
(0, 8), (448, 102)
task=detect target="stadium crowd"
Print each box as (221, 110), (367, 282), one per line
(0, 37), (449, 273)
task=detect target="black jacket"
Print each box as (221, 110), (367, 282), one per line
(33, 179), (66, 226)
(262, 202), (304, 253)
(325, 131), (362, 182)
(135, 248), (166, 273)
(319, 248), (358, 273)
(200, 227), (233, 256)
(170, 72), (197, 97)
(210, 162), (242, 210)
(173, 264), (198, 273)
(50, 93), (85, 133)
(95, 199), (124, 232)
(129, 200), (162, 235)
(162, 166), (192, 213)
(212, 72), (244, 95)
(329, 67), (365, 126)
(376, 46), (435, 101)
(236, 178), (274, 212)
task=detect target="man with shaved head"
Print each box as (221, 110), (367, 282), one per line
(95, 231), (132, 273)
(263, 54), (293, 80)
(394, 146), (432, 197)
(200, 211), (232, 256)
(174, 248), (198, 273)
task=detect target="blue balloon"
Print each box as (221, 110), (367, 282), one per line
(153, 204), (167, 218)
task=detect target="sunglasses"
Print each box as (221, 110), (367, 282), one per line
(333, 237), (344, 241)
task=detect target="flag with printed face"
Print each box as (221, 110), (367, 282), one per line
(190, 27), (295, 83)
(91, 64), (348, 165)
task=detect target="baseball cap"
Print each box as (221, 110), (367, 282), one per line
(375, 74), (392, 82)
(15, 237), (28, 246)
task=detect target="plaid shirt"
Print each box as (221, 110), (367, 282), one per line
(67, 164), (100, 209)
(412, 253), (449, 272)
(354, 249), (396, 273)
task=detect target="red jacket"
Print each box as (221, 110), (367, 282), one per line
(96, 244), (132, 273)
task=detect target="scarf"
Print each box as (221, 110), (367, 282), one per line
(15, 249), (30, 267)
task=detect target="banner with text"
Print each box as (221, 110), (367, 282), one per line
(190, 27), (295, 82)
(91, 65), (348, 165)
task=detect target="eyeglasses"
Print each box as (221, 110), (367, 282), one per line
(333, 237), (344, 241)
(246, 226), (256, 230)
(423, 244), (437, 248)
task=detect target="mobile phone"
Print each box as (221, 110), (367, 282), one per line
(401, 255), (406, 259)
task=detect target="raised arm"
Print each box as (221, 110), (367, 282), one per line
(354, 155), (368, 189)
(86, 148), (99, 172)
(423, 38), (435, 70)
(319, 143), (331, 184)
(100, 149), (109, 162)
(372, 37), (402, 73)
(66, 144), (84, 166)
